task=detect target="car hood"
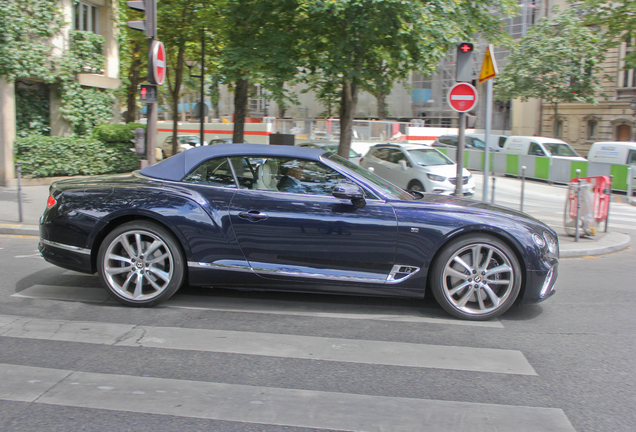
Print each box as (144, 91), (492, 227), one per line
(393, 193), (552, 231)
(417, 163), (470, 177)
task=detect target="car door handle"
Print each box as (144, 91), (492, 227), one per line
(238, 210), (268, 222)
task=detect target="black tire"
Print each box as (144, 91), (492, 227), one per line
(429, 234), (521, 320)
(97, 221), (186, 307)
(408, 180), (425, 192)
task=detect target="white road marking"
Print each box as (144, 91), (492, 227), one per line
(0, 363), (575, 432)
(12, 285), (504, 328)
(0, 314), (532, 375)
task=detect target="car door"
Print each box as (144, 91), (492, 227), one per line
(227, 156), (398, 285)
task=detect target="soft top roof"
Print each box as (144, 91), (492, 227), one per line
(139, 144), (326, 181)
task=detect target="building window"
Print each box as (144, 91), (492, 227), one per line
(587, 119), (598, 139)
(74, 1), (99, 33)
(555, 119), (564, 138)
(619, 37), (636, 88)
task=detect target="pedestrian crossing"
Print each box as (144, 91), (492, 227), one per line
(0, 287), (577, 432)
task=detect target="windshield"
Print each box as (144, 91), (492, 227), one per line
(468, 137), (485, 149)
(408, 148), (454, 166)
(325, 153), (415, 200)
(543, 143), (579, 157)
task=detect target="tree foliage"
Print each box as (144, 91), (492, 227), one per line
(495, 8), (607, 136)
(579, 0), (636, 68)
(299, 0), (517, 156)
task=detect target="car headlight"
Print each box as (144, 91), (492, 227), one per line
(543, 232), (558, 255)
(427, 173), (446, 182)
(532, 233), (546, 248)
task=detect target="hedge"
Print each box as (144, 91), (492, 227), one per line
(92, 123), (146, 143)
(15, 135), (140, 178)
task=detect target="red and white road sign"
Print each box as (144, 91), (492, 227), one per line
(447, 82), (478, 112)
(150, 41), (166, 85)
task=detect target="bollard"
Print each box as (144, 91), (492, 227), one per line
(491, 176), (496, 204)
(628, 166), (635, 205)
(605, 175), (613, 233)
(575, 179), (581, 242)
(520, 166), (526, 212)
(16, 161), (23, 223)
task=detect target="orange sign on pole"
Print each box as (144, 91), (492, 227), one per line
(478, 44), (499, 84)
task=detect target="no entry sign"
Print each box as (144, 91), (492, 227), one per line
(150, 40), (166, 85)
(447, 82), (478, 112)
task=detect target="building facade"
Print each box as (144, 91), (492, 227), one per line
(0, 0), (120, 185)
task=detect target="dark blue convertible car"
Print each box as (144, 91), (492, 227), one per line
(39, 144), (559, 320)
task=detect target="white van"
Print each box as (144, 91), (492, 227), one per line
(502, 136), (586, 161)
(586, 141), (636, 165)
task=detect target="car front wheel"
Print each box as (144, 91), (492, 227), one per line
(97, 221), (185, 307)
(430, 235), (521, 320)
(408, 180), (425, 192)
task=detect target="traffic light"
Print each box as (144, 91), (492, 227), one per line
(456, 42), (474, 82)
(127, 0), (156, 39)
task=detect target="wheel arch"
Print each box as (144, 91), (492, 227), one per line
(425, 226), (529, 305)
(88, 212), (191, 274)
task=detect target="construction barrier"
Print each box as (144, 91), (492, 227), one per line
(436, 148), (634, 192)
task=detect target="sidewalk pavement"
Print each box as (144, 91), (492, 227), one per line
(0, 179), (631, 259)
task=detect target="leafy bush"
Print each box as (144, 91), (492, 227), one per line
(15, 135), (139, 178)
(92, 123), (146, 144)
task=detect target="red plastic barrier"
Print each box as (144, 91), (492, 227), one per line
(568, 176), (611, 222)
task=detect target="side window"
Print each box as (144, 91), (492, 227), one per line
(278, 158), (351, 196)
(498, 137), (507, 148)
(371, 148), (391, 161)
(182, 157), (237, 188)
(390, 150), (407, 164)
(628, 150), (636, 165)
(528, 142), (545, 156)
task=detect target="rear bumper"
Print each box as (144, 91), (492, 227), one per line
(39, 239), (94, 274)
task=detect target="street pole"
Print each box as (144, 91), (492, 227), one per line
(200, 29), (205, 146)
(455, 112), (465, 196)
(483, 79), (493, 202)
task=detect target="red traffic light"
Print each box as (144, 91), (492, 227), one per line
(458, 43), (474, 53)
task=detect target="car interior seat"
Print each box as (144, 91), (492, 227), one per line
(255, 160), (279, 190)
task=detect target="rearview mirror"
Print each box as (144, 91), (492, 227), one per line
(399, 160), (408, 171)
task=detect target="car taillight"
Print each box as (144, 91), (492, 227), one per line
(47, 195), (57, 208)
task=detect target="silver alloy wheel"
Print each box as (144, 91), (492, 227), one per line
(440, 242), (515, 316)
(102, 229), (174, 302)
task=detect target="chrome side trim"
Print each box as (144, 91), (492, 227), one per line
(386, 264), (421, 284)
(246, 261), (389, 284)
(39, 239), (91, 255)
(188, 260), (254, 273)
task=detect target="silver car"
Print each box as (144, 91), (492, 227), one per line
(360, 143), (475, 195)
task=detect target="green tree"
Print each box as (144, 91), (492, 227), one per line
(216, 0), (303, 143)
(158, 0), (212, 155)
(579, 0), (636, 68)
(300, 0), (516, 157)
(496, 8), (607, 137)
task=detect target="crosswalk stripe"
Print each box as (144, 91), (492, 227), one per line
(0, 314), (534, 375)
(0, 363), (575, 432)
(11, 285), (505, 328)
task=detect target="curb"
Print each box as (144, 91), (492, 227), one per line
(559, 232), (631, 258)
(0, 224), (40, 237)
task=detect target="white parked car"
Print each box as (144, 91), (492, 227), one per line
(360, 143), (475, 196)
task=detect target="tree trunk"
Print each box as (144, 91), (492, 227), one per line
(376, 92), (387, 120)
(168, 44), (186, 156)
(125, 41), (143, 123)
(233, 76), (249, 143)
(338, 79), (358, 158)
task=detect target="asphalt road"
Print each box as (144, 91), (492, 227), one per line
(0, 228), (635, 431)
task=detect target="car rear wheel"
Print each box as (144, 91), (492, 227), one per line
(408, 180), (425, 192)
(430, 235), (521, 320)
(97, 221), (185, 307)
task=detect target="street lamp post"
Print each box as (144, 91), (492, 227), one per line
(186, 29), (206, 146)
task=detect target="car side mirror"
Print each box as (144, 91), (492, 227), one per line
(187, 140), (198, 146)
(399, 160), (408, 170)
(332, 183), (366, 208)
